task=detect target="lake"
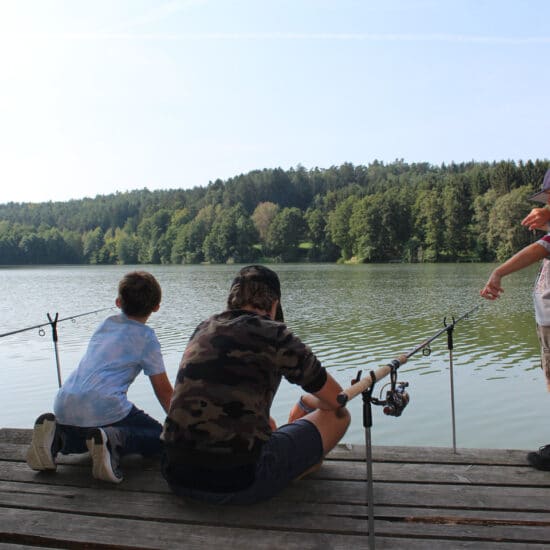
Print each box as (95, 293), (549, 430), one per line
(0, 263), (546, 451)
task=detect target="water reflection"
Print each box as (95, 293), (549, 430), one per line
(0, 263), (545, 451)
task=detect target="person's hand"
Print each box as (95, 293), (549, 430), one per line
(288, 395), (317, 423)
(288, 402), (308, 423)
(521, 207), (550, 231)
(480, 272), (503, 300)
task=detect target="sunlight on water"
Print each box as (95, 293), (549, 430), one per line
(0, 263), (547, 451)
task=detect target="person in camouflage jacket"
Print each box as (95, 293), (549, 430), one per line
(161, 265), (350, 504)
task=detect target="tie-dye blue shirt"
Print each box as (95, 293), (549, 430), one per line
(54, 314), (165, 427)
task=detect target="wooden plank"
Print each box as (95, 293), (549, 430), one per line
(327, 444), (531, 466)
(3, 457), (550, 512)
(0, 508), (362, 550)
(284, 479), (550, 511)
(1, 429), (532, 466)
(2, 480), (550, 534)
(0, 430), (31, 445)
(2, 503), (549, 547)
(3, 444), (545, 488)
(3, 429), (550, 548)
(313, 460), (550, 487)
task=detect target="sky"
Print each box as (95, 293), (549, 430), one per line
(0, 0), (549, 204)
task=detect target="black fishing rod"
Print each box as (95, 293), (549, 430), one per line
(0, 307), (114, 339)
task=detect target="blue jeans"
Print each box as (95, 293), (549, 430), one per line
(58, 406), (163, 457)
(163, 419), (324, 505)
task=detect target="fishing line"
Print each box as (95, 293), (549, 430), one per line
(1, 306), (114, 388)
(0, 307), (114, 339)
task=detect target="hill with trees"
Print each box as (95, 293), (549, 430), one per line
(0, 159), (548, 265)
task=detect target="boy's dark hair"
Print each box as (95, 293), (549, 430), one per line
(118, 271), (161, 317)
(227, 265), (284, 321)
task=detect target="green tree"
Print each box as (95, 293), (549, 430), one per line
(413, 189), (444, 262)
(486, 186), (533, 261)
(137, 209), (171, 263)
(327, 196), (356, 260)
(348, 192), (405, 262)
(171, 205), (218, 264)
(265, 207), (305, 261)
(472, 189), (498, 261)
(441, 176), (473, 260)
(203, 204), (258, 263)
(116, 230), (140, 264)
(82, 227), (105, 264)
(251, 202), (279, 250)
(304, 207), (339, 261)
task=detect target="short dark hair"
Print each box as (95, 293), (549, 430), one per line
(118, 271), (161, 317)
(227, 265), (284, 321)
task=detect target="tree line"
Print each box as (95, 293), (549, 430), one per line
(0, 159), (548, 266)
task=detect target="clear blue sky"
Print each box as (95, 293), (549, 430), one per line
(1, 0), (549, 203)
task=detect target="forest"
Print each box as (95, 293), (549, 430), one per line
(0, 159), (548, 266)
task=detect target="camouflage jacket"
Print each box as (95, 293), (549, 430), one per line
(162, 309), (327, 468)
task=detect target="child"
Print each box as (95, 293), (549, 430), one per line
(26, 271), (173, 483)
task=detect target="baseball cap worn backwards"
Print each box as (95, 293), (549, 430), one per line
(231, 265), (284, 322)
(528, 168), (550, 203)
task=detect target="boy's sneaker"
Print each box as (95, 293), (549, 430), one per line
(527, 444), (550, 471)
(26, 413), (59, 471)
(86, 428), (123, 483)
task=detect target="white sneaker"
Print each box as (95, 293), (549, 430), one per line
(26, 413), (58, 471)
(86, 428), (123, 483)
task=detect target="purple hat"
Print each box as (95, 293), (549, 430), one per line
(528, 168), (550, 203)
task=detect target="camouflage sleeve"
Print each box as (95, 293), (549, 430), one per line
(277, 325), (327, 393)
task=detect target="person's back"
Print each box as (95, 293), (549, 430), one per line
(162, 265), (350, 504)
(55, 313), (165, 427)
(26, 271), (173, 483)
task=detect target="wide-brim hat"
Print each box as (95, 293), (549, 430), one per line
(528, 168), (550, 203)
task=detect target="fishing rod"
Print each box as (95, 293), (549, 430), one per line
(337, 303), (481, 406)
(337, 302), (481, 550)
(0, 307), (114, 339)
(1, 306), (114, 388)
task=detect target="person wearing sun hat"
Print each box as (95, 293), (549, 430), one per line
(161, 264), (350, 503)
(481, 168), (550, 470)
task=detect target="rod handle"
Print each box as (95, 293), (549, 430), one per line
(337, 355), (408, 406)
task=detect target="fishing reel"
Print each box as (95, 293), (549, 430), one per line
(380, 380), (410, 417)
(371, 365), (411, 417)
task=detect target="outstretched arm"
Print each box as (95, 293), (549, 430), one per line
(480, 242), (548, 300)
(149, 372), (174, 414)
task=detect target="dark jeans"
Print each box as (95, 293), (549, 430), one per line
(58, 406), (163, 457)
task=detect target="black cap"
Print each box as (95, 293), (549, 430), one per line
(230, 265), (284, 322)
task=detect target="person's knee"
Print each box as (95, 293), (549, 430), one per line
(306, 407), (351, 454)
(335, 407), (351, 435)
(339, 406), (351, 423)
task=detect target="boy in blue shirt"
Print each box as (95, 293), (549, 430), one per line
(26, 271), (173, 483)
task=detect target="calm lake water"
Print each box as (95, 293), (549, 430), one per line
(0, 263), (546, 451)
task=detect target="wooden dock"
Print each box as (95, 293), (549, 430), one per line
(1, 428), (550, 549)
